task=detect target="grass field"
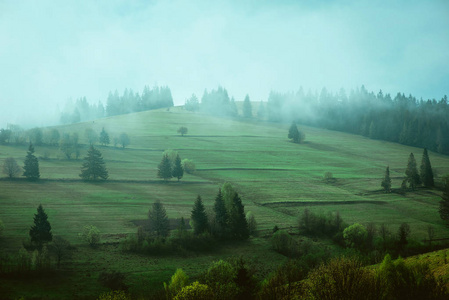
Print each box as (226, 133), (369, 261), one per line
(1, 107), (448, 298)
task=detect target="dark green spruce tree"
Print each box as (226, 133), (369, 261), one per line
(439, 176), (449, 227)
(405, 153), (420, 190)
(213, 189), (228, 238)
(288, 122), (300, 143)
(420, 148), (434, 187)
(381, 166), (392, 193)
(158, 154), (172, 181)
(29, 204), (52, 248)
(172, 154), (184, 182)
(80, 146), (108, 181)
(229, 193), (249, 240)
(191, 195), (209, 235)
(23, 143), (40, 180)
(148, 200), (170, 238)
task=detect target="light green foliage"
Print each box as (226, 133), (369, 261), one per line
(81, 225), (101, 247)
(343, 223), (367, 250)
(221, 182), (236, 212)
(174, 281), (213, 300)
(164, 268), (189, 299)
(377, 254), (448, 299)
(181, 159), (196, 174)
(204, 260), (238, 300)
(306, 256), (380, 300)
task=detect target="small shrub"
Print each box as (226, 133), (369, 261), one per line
(164, 268), (189, 299)
(271, 230), (294, 256)
(174, 281), (213, 300)
(181, 159), (196, 174)
(343, 223), (368, 250)
(80, 225), (101, 247)
(324, 171), (334, 182)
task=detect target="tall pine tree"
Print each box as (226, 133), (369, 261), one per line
(229, 193), (249, 240)
(80, 146), (108, 181)
(148, 200), (170, 238)
(405, 153), (420, 190)
(158, 154), (172, 181)
(420, 148), (434, 187)
(23, 143), (40, 180)
(172, 154), (184, 182)
(191, 195), (209, 235)
(213, 189), (228, 238)
(29, 204), (52, 248)
(381, 166), (392, 193)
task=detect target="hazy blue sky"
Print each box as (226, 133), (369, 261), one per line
(1, 0), (448, 127)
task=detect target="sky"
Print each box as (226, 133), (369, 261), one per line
(0, 0), (448, 127)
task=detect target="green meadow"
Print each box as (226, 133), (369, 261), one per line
(1, 106), (448, 298)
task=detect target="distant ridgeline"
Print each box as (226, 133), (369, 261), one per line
(60, 85), (174, 124)
(264, 86), (449, 155)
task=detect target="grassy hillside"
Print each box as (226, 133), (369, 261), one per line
(1, 107), (448, 239)
(1, 107), (448, 298)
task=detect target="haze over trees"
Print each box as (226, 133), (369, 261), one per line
(264, 87), (449, 154)
(60, 85), (174, 124)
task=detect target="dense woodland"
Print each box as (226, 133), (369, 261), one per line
(265, 86), (449, 155)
